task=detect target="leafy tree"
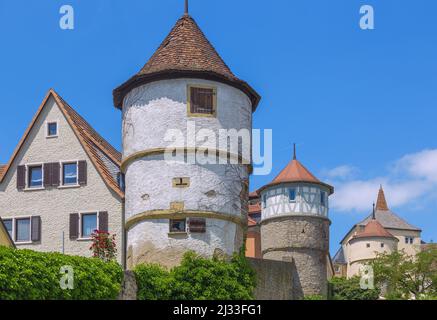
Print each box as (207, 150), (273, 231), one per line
(369, 248), (437, 299)
(329, 276), (380, 300)
(134, 251), (256, 300)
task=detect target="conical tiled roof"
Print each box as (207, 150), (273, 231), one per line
(351, 219), (397, 240)
(376, 186), (389, 211)
(113, 14), (260, 109)
(261, 158), (334, 194)
(138, 15), (235, 79)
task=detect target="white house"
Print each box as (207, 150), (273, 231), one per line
(0, 89), (125, 263)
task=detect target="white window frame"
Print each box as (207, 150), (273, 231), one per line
(25, 163), (44, 191)
(59, 160), (80, 188)
(3, 216), (33, 245)
(78, 211), (99, 240)
(46, 120), (59, 138)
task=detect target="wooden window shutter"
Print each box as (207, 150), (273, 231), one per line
(78, 161), (87, 186)
(188, 218), (206, 233)
(190, 87), (214, 115)
(51, 162), (60, 187)
(99, 211), (108, 232)
(31, 216), (41, 242)
(17, 165), (26, 190)
(69, 213), (79, 240)
(43, 163), (51, 187)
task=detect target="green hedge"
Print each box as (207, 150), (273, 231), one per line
(0, 246), (123, 300)
(329, 276), (380, 300)
(135, 251), (256, 300)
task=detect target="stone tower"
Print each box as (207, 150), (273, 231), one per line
(259, 150), (334, 298)
(113, 10), (260, 269)
(347, 209), (398, 278)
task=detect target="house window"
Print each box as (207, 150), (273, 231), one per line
(81, 213), (97, 238)
(28, 165), (43, 188)
(405, 237), (414, 244)
(381, 243), (385, 248)
(289, 188), (297, 202)
(47, 122), (58, 137)
(3, 219), (12, 238)
(262, 194), (267, 209)
(15, 218), (31, 242)
(320, 192), (326, 206)
(117, 173), (125, 192)
(169, 219), (186, 233)
(62, 162), (78, 185)
(188, 85), (217, 116)
(366, 243), (371, 248)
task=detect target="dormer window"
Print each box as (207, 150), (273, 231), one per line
(188, 85), (217, 117)
(47, 122), (58, 138)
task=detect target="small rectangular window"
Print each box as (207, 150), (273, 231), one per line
(262, 194), (267, 209)
(366, 243), (370, 248)
(188, 86), (216, 116)
(3, 219), (13, 239)
(381, 243), (385, 248)
(28, 165), (43, 188)
(16, 218), (31, 242)
(289, 188), (297, 202)
(81, 213), (97, 238)
(117, 173), (125, 192)
(47, 122), (58, 137)
(63, 162), (78, 185)
(320, 192), (326, 206)
(169, 219), (186, 233)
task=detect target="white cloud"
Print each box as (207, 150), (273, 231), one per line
(327, 149), (437, 213)
(394, 149), (437, 182)
(322, 165), (358, 180)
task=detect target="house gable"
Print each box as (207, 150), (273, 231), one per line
(0, 89), (123, 199)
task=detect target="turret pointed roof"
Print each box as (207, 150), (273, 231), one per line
(376, 185), (389, 211)
(113, 14), (260, 109)
(260, 152), (334, 194)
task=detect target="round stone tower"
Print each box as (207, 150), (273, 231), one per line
(259, 149), (334, 299)
(113, 11), (260, 269)
(347, 208), (398, 278)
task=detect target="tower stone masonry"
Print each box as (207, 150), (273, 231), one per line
(259, 155), (334, 298)
(113, 13), (260, 269)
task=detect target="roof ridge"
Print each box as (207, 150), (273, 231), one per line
(56, 95), (121, 164)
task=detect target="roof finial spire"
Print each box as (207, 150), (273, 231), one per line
(184, 0), (189, 15)
(293, 143), (297, 160)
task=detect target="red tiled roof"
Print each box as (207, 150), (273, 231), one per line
(249, 203), (261, 214)
(249, 191), (259, 199)
(0, 165), (5, 178)
(0, 89), (124, 199)
(376, 186), (389, 211)
(248, 216), (257, 227)
(261, 159), (334, 194)
(113, 14), (260, 109)
(352, 219), (397, 240)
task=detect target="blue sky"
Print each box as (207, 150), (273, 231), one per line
(0, 0), (436, 254)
